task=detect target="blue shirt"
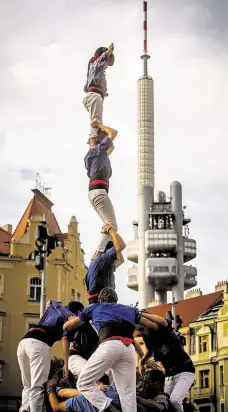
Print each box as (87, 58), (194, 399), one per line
(85, 247), (117, 295)
(79, 302), (142, 333)
(63, 386), (120, 412)
(84, 137), (112, 180)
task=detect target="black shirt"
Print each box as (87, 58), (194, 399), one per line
(143, 325), (195, 377)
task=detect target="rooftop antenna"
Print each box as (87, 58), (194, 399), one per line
(141, 1), (150, 76)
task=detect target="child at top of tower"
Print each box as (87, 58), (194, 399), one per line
(83, 43), (115, 139)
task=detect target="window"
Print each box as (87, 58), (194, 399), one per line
(0, 361), (5, 382)
(29, 277), (41, 302)
(0, 317), (3, 342)
(199, 335), (209, 353)
(77, 292), (81, 302)
(153, 266), (169, 273)
(190, 332), (196, 355)
(71, 289), (76, 300)
(220, 365), (224, 386)
(199, 370), (210, 388)
(0, 274), (4, 298)
(221, 404), (225, 412)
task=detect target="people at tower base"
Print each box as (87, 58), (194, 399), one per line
(138, 314), (195, 412)
(46, 371), (120, 412)
(62, 301), (99, 382)
(17, 301), (75, 412)
(63, 287), (167, 412)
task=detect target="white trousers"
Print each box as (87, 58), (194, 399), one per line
(83, 92), (104, 138)
(88, 188), (118, 252)
(77, 340), (136, 412)
(165, 372), (195, 412)
(69, 354), (115, 387)
(17, 338), (51, 412)
(68, 354), (87, 379)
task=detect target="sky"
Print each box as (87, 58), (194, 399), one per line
(0, 0), (227, 305)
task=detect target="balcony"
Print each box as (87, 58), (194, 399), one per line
(184, 238), (197, 262)
(145, 257), (178, 290)
(192, 387), (213, 400)
(184, 265), (197, 289)
(145, 230), (177, 254)
(127, 239), (138, 264)
(127, 267), (138, 291)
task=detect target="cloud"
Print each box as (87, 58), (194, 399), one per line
(0, 0), (227, 304)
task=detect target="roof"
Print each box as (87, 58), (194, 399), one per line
(145, 291), (223, 327)
(13, 189), (61, 242)
(0, 227), (12, 255)
(192, 300), (223, 324)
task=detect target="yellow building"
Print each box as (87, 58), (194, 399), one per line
(135, 285), (228, 412)
(0, 188), (87, 409)
(189, 281), (228, 412)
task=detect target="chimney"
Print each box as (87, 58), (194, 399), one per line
(1, 224), (12, 234)
(215, 281), (228, 294)
(148, 299), (161, 308)
(185, 288), (202, 299)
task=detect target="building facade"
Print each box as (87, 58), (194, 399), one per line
(0, 189), (87, 408)
(189, 282), (228, 412)
(135, 282), (228, 411)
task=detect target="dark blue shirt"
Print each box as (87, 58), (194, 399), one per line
(84, 137), (112, 179)
(64, 322), (98, 359)
(79, 303), (142, 333)
(85, 247), (117, 295)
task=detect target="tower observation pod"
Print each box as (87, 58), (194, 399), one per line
(127, 2), (198, 308)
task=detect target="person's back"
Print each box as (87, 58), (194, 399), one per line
(84, 134), (112, 182)
(143, 325), (194, 376)
(79, 301), (140, 337)
(85, 244), (117, 303)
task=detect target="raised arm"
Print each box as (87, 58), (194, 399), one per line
(98, 124), (118, 142)
(106, 143), (115, 156)
(102, 225), (126, 254)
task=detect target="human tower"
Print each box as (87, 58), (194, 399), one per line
(16, 44), (195, 412)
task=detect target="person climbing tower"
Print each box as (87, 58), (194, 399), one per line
(84, 122), (118, 253)
(83, 43), (115, 139)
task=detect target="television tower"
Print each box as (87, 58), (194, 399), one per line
(127, 1), (197, 308)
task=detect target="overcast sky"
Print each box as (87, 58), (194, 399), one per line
(0, 0), (227, 305)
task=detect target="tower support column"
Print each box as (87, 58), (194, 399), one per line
(138, 186), (154, 308)
(170, 181), (184, 301)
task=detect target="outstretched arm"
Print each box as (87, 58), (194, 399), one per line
(137, 396), (165, 411)
(63, 316), (83, 331)
(134, 338), (144, 359)
(141, 312), (168, 328)
(58, 388), (81, 398)
(62, 336), (70, 378)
